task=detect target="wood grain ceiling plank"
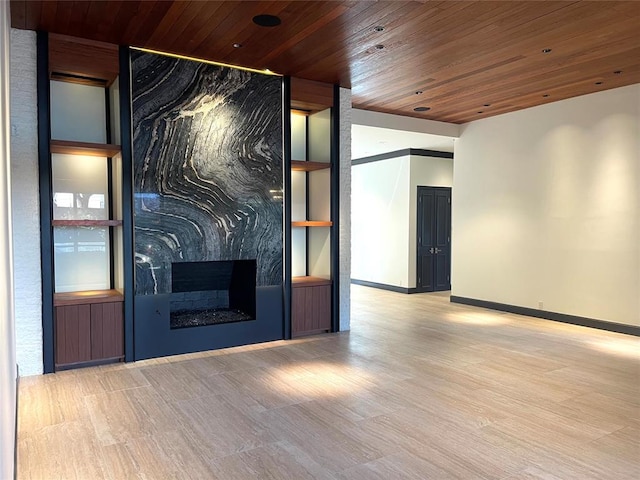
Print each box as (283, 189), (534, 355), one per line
(8, 0), (640, 124)
(439, 70), (640, 123)
(173, 2), (237, 55)
(255, 3), (350, 68)
(102, 1), (149, 43)
(466, 48), (640, 104)
(175, 2), (236, 55)
(37, 0), (59, 31)
(187, 1), (286, 63)
(145, 1), (193, 47)
(257, 1), (406, 78)
(349, 2), (572, 104)
(9, 1), (27, 29)
(23, 0), (44, 31)
(69, 0), (93, 36)
(352, 1), (638, 110)
(269, 1), (384, 82)
(423, 23), (640, 103)
(82, 1), (112, 41)
(119, 1), (172, 45)
(209, 1), (343, 67)
(414, 50), (640, 123)
(302, 1), (534, 91)
(287, 1), (426, 80)
(51, 0), (75, 34)
(158, 2), (220, 53)
(489, 0), (581, 30)
(360, 56), (528, 114)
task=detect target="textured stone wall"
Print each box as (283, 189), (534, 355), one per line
(1, 7), (17, 479)
(10, 29), (42, 376)
(339, 87), (351, 331)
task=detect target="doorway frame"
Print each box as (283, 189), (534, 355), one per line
(415, 185), (452, 293)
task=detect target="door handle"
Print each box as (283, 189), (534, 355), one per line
(430, 247), (434, 254)
(434, 247), (441, 254)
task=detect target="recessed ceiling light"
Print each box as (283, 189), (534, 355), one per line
(414, 106), (430, 112)
(415, 90), (423, 95)
(542, 48), (552, 54)
(595, 81), (603, 85)
(233, 43), (242, 48)
(375, 44), (385, 50)
(253, 14), (281, 27)
(613, 70), (622, 74)
(374, 26), (385, 32)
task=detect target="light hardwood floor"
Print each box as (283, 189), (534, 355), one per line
(18, 286), (640, 479)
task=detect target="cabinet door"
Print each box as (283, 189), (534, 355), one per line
(91, 302), (124, 360)
(55, 304), (92, 366)
(292, 285), (331, 336)
(312, 285), (331, 331)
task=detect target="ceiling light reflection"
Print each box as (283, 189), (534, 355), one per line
(586, 338), (640, 359)
(448, 312), (510, 326)
(271, 362), (374, 398)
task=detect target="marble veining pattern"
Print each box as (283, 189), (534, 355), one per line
(131, 50), (283, 294)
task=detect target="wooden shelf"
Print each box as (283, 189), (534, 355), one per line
(292, 221), (332, 227)
(291, 160), (330, 172)
(52, 219), (122, 227)
(54, 289), (123, 307)
(51, 139), (121, 157)
(292, 276), (332, 287)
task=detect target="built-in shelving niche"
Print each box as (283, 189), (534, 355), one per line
(43, 34), (126, 370)
(289, 80), (336, 336)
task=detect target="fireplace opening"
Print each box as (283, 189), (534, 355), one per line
(170, 260), (256, 329)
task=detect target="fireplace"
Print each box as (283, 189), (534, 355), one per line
(131, 49), (284, 361)
(170, 260), (256, 329)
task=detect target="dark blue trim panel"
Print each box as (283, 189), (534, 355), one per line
(331, 85), (340, 332)
(283, 76), (292, 340)
(36, 31), (55, 374)
(119, 46), (136, 362)
(134, 286), (284, 361)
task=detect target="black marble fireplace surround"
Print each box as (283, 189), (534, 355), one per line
(130, 49), (284, 360)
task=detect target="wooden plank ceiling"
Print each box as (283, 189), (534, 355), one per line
(10, 0), (640, 124)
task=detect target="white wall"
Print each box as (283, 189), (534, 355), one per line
(352, 156), (411, 287)
(0, 3), (17, 478)
(453, 84), (640, 327)
(407, 155), (454, 286)
(352, 153), (454, 289)
(10, 28), (41, 375)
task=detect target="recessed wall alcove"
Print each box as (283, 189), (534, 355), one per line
(131, 49), (284, 360)
(170, 260), (256, 329)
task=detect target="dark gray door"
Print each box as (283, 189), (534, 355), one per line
(417, 186), (451, 292)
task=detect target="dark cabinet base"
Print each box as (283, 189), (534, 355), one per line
(54, 290), (124, 370)
(292, 277), (331, 337)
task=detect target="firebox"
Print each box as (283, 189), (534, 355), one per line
(170, 260), (256, 329)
